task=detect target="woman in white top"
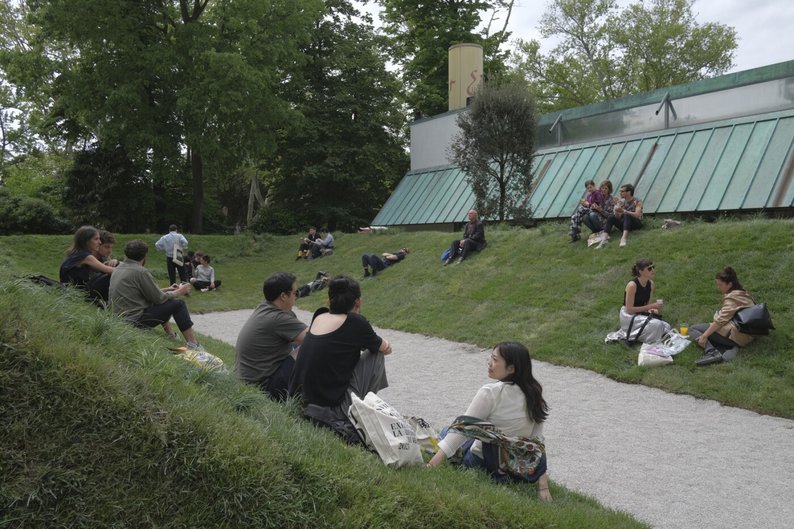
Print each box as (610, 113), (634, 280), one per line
(427, 342), (552, 501)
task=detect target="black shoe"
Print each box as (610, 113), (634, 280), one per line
(569, 234), (580, 243)
(371, 268), (377, 277)
(695, 350), (724, 366)
(364, 270), (370, 278)
(316, 271), (328, 280)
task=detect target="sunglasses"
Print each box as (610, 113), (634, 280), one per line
(645, 265), (655, 271)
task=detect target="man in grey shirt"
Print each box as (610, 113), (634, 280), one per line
(235, 272), (308, 400)
(109, 239), (202, 350)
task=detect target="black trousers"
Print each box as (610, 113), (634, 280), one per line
(137, 298), (193, 332)
(166, 257), (187, 285)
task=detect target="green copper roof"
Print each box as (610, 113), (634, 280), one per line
(372, 108), (794, 226)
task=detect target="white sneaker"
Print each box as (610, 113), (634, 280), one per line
(619, 238), (627, 247)
(186, 342), (206, 352)
(596, 238), (608, 249)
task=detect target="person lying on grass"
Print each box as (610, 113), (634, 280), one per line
(427, 341), (552, 502)
(361, 247), (409, 277)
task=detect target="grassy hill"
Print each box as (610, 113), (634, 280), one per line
(1, 217), (791, 526)
(1, 268), (646, 528)
(3, 216), (791, 418)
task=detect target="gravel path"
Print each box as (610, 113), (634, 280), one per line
(191, 309), (793, 529)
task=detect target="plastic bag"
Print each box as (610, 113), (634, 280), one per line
(348, 392), (424, 467)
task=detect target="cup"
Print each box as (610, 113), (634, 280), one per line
(656, 299), (664, 307)
(679, 324), (689, 336)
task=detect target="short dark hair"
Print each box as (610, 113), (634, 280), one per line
(328, 275), (360, 314)
(584, 179), (595, 188)
(169, 224), (178, 232)
(620, 183), (635, 195)
(263, 272), (296, 302)
(98, 230), (115, 245)
(124, 239), (149, 261)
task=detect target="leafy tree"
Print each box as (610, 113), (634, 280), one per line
(378, 0), (515, 117)
(0, 187), (69, 235)
(4, 0), (323, 233)
(449, 79), (536, 222)
(61, 144), (156, 232)
(263, 0), (409, 232)
(510, 0), (737, 113)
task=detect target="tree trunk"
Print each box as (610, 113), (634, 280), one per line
(191, 149), (204, 233)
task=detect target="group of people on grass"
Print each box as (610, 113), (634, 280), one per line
(56, 208), (758, 498)
(620, 258), (758, 366)
(295, 226), (335, 260)
(59, 224), (223, 351)
(233, 271), (552, 499)
(569, 180), (643, 248)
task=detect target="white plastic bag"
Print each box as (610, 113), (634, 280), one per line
(348, 392), (424, 467)
(638, 349), (674, 366)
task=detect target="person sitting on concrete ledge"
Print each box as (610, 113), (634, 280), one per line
(361, 248), (410, 277)
(445, 209), (486, 265)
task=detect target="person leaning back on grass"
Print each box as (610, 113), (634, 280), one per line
(109, 239), (204, 351)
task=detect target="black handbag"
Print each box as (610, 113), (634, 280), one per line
(732, 303), (775, 335)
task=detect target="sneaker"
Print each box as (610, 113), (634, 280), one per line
(619, 238), (627, 247)
(316, 271), (329, 280)
(695, 350), (723, 366)
(569, 234), (581, 243)
(364, 269), (371, 278)
(186, 342), (206, 352)
(444, 257), (455, 266)
(596, 238), (609, 249)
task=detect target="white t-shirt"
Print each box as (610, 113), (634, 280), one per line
(438, 381), (544, 458)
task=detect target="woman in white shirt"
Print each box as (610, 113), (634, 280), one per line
(427, 342), (552, 501)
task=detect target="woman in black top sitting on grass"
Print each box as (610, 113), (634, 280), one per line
(618, 258), (670, 343)
(60, 225), (116, 294)
(289, 275), (392, 441)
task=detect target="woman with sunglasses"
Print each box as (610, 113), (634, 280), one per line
(688, 267), (755, 366)
(619, 258), (670, 343)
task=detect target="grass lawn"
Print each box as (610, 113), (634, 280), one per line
(1, 268), (649, 529)
(2, 215), (793, 419)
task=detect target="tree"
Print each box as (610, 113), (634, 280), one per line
(449, 79), (536, 222)
(510, 0), (737, 113)
(4, 0), (323, 232)
(262, 0), (409, 232)
(378, 0), (515, 117)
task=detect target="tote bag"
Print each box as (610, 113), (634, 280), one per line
(172, 242), (184, 267)
(348, 392), (424, 467)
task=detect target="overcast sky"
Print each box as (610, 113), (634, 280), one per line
(359, 0), (794, 74)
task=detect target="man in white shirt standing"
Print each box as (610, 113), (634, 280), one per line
(155, 224), (189, 285)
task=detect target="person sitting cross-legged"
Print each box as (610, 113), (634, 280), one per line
(109, 239), (203, 351)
